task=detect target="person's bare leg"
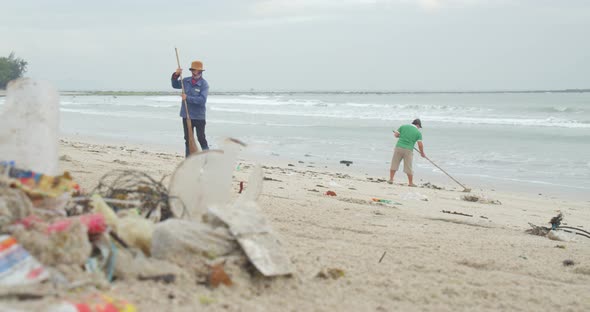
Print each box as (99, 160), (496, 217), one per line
(388, 170), (396, 184)
(407, 174), (416, 187)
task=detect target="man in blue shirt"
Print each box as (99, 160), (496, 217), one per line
(171, 60), (210, 156)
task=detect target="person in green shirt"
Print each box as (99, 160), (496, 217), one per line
(388, 119), (426, 186)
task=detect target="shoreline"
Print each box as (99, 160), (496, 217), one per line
(59, 134), (590, 202)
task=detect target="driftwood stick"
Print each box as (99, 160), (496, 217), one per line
(378, 251), (387, 263)
(442, 210), (473, 217)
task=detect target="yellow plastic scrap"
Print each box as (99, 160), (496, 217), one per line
(91, 194), (155, 254)
(100, 294), (137, 312)
(11, 171), (79, 198)
(92, 194), (119, 232)
(117, 215), (154, 256)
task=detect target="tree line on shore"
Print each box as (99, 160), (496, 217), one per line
(0, 52), (27, 89)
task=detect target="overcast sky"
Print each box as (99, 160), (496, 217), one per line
(2, 0), (589, 91)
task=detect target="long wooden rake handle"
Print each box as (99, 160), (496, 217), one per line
(175, 48), (199, 155)
(414, 147), (471, 192)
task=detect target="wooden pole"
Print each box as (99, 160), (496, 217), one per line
(175, 48), (199, 155)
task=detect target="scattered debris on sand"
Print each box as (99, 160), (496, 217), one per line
(461, 195), (501, 205)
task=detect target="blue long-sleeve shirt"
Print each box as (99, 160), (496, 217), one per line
(171, 73), (209, 120)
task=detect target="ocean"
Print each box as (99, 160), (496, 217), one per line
(1, 91), (589, 199)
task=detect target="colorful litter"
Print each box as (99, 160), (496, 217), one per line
(0, 235), (49, 286)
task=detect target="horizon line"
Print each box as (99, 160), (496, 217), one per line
(57, 88), (590, 94)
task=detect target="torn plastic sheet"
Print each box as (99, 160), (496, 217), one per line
(168, 138), (243, 221)
(210, 166), (293, 276)
(169, 138), (292, 276)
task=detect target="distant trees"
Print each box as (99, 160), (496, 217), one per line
(0, 52), (28, 89)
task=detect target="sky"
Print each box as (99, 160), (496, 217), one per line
(1, 0), (589, 91)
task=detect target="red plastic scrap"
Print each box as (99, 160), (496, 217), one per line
(15, 214), (107, 235)
(325, 191), (337, 196)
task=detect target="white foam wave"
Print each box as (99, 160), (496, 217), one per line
(238, 95), (271, 99)
(144, 96), (178, 102)
(78, 96), (487, 113)
(144, 95), (324, 107)
(342, 102), (485, 111)
(552, 106), (571, 112)
(210, 107), (590, 128)
(60, 101), (177, 109)
(60, 108), (314, 128)
(60, 108), (175, 120)
(209, 97), (324, 107)
(207, 119), (314, 127)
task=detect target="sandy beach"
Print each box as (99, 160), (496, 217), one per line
(3, 1), (590, 310)
(5, 137), (586, 311)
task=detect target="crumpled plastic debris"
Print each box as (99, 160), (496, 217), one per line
(13, 221), (92, 267)
(151, 219), (237, 264)
(114, 247), (186, 281)
(46, 294), (136, 312)
(169, 138), (293, 276)
(461, 194), (501, 205)
(0, 165), (80, 198)
(116, 215), (154, 256)
(168, 138), (243, 221)
(90, 194), (155, 255)
(548, 230), (577, 242)
(0, 186), (33, 229)
(91, 194), (120, 232)
(16, 214), (107, 235)
(0, 235), (49, 286)
(210, 165), (294, 276)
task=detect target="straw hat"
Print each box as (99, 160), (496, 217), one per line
(189, 61), (205, 71)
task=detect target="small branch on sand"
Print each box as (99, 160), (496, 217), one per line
(442, 210), (473, 217)
(378, 251), (387, 263)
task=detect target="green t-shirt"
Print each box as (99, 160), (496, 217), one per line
(395, 124), (423, 150)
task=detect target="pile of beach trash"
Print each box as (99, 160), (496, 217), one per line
(0, 79), (293, 311)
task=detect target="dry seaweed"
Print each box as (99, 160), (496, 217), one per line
(93, 170), (173, 221)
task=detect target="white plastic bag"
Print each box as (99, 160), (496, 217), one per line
(548, 230), (576, 242)
(0, 79), (60, 175)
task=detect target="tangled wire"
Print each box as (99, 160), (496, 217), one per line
(93, 170), (174, 221)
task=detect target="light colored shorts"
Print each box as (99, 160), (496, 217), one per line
(390, 147), (413, 174)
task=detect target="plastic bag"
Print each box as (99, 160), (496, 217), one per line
(151, 219), (237, 262)
(0, 235), (49, 286)
(117, 215), (154, 256)
(0, 79), (60, 175)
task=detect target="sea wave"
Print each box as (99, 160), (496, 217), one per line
(209, 107), (590, 128)
(143, 96), (323, 107)
(75, 96), (490, 113)
(60, 108), (175, 119)
(61, 102), (177, 109)
(60, 108), (315, 127)
(542, 106), (585, 113)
